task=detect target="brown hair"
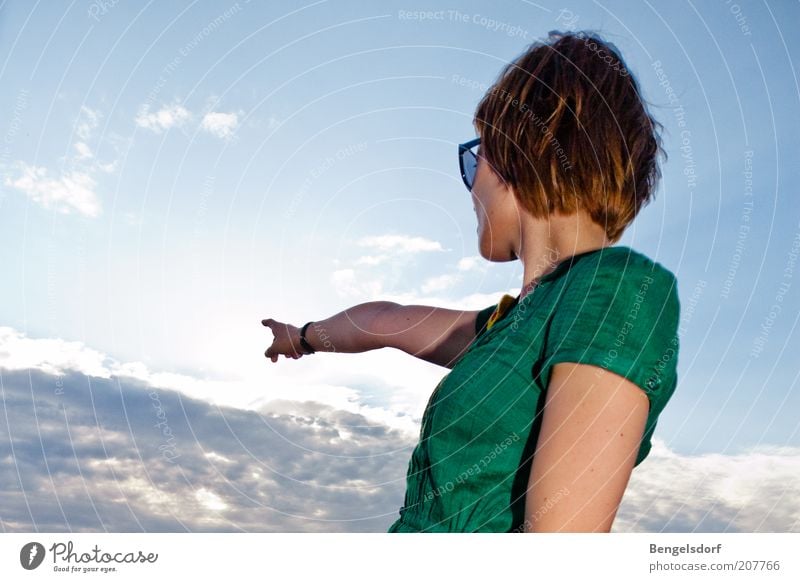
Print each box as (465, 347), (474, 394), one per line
(473, 30), (666, 243)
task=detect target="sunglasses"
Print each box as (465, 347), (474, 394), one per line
(458, 137), (481, 191)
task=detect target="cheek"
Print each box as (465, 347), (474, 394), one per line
(472, 190), (490, 220)
(476, 200), (497, 231)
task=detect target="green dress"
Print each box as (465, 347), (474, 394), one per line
(387, 245), (681, 533)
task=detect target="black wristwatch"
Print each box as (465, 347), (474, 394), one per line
(299, 321), (316, 354)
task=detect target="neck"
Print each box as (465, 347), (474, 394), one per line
(515, 210), (612, 299)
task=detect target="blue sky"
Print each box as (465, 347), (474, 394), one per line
(0, 0), (798, 532)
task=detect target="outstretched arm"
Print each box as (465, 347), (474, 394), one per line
(262, 301), (484, 368)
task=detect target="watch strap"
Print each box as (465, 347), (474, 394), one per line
(299, 321), (316, 354)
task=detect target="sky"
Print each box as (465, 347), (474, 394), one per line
(0, 0), (798, 532)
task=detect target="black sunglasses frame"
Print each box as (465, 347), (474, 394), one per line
(458, 137), (481, 191)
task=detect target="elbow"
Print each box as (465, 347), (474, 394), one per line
(362, 301), (400, 350)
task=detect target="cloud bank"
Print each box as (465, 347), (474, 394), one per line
(0, 326), (797, 532)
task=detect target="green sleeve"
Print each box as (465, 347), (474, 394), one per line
(541, 256), (681, 404)
(475, 303), (498, 337)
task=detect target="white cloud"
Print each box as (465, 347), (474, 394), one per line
(74, 141), (93, 160)
(458, 255), (488, 271)
(356, 234), (446, 254)
(135, 102), (191, 133)
(4, 105), (118, 216)
(354, 254), (391, 266)
(329, 268), (384, 300)
(420, 273), (461, 294)
(3, 162), (101, 217)
(0, 325), (424, 439)
(1, 325), (798, 532)
(135, 101), (241, 140)
(615, 439), (800, 532)
(200, 111), (239, 139)
(75, 105), (100, 140)
(1, 356), (798, 532)
(97, 160), (117, 173)
(195, 488), (229, 512)
(0, 366), (413, 532)
(0, 326), (112, 377)
(336, 234), (451, 299)
(342, 237), (498, 302)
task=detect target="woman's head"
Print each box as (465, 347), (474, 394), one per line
(473, 30), (666, 244)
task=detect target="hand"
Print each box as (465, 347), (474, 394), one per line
(261, 318), (306, 363)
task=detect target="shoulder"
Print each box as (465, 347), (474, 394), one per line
(554, 246), (681, 329)
(576, 245), (676, 278)
(565, 246), (678, 299)
(545, 246), (681, 397)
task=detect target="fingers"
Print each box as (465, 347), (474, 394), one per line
(263, 319), (276, 363)
(264, 352), (301, 363)
(264, 346), (302, 364)
(262, 318), (303, 363)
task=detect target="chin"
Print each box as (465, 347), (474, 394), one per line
(479, 239), (516, 263)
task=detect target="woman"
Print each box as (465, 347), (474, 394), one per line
(262, 30), (680, 533)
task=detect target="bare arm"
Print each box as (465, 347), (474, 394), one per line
(370, 302), (483, 368)
(522, 362), (649, 532)
(263, 301), (484, 368)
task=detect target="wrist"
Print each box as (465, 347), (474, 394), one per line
(299, 321), (316, 354)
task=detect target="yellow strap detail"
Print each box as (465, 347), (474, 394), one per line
(486, 294), (517, 330)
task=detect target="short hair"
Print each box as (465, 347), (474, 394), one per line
(473, 30), (666, 243)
